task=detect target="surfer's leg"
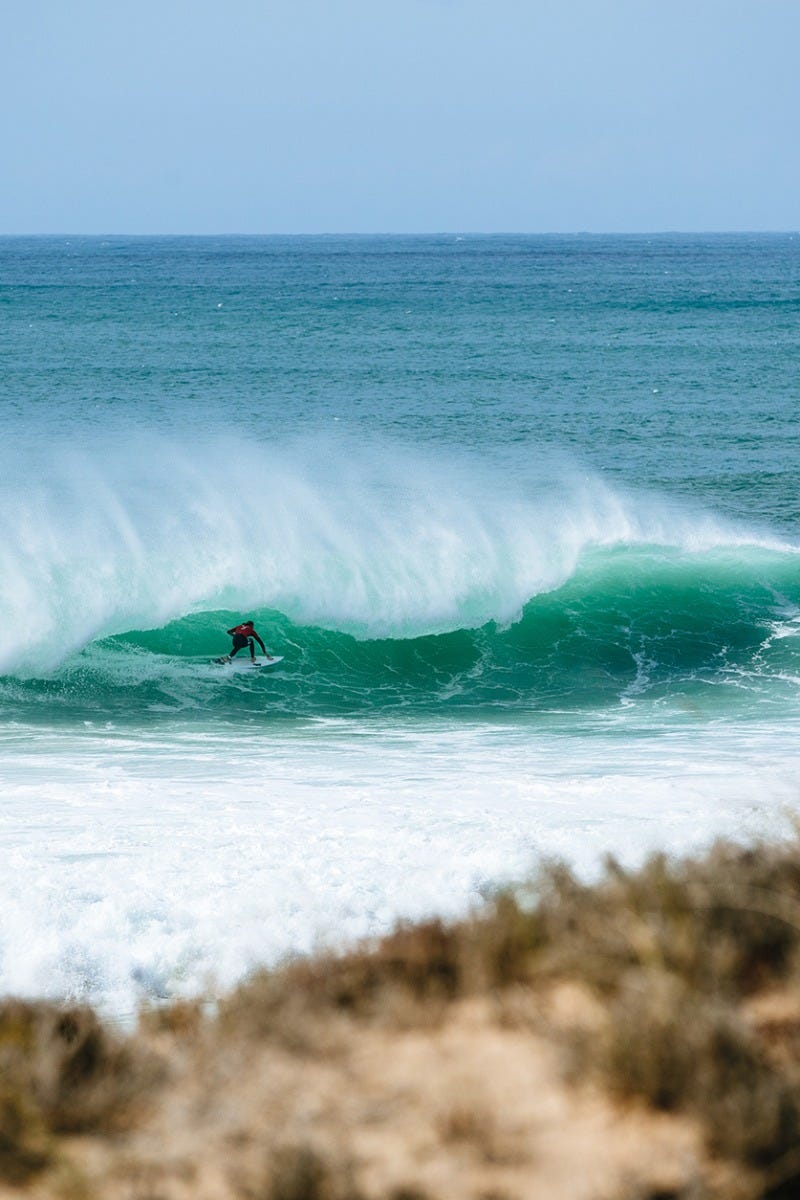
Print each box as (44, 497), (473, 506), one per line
(229, 633), (248, 659)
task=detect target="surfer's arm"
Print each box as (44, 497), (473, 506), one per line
(226, 627), (237, 636)
(253, 634), (272, 659)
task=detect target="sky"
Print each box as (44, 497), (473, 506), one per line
(2, 0), (798, 234)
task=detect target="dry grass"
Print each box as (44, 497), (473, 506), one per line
(0, 1000), (161, 1187)
(5, 835), (800, 1198)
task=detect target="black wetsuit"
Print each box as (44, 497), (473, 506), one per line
(230, 633), (255, 658)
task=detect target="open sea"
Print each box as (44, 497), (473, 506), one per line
(1, 233), (799, 1017)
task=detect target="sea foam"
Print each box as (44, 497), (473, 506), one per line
(1, 718), (796, 1018)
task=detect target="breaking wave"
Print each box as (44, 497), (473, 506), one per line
(1, 431), (797, 719)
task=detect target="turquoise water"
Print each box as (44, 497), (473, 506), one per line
(1, 234), (799, 1011)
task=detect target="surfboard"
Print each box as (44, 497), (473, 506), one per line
(212, 655), (284, 670)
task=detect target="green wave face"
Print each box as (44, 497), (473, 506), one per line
(4, 546), (798, 723)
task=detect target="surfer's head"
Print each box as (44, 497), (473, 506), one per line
(243, 620), (254, 627)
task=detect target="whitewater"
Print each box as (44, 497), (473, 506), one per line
(1, 233), (799, 1016)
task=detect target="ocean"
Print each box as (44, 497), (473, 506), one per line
(1, 233), (799, 1018)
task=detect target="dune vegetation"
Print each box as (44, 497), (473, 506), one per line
(4, 835), (800, 1199)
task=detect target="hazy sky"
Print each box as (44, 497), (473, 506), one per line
(2, 0), (798, 233)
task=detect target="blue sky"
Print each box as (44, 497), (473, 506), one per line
(2, 0), (798, 233)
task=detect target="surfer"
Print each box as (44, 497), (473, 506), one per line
(218, 620), (274, 663)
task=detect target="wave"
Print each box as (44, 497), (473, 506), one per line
(1, 431), (798, 717)
(1, 431), (795, 658)
(4, 557), (800, 720)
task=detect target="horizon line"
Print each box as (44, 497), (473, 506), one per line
(1, 228), (798, 240)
